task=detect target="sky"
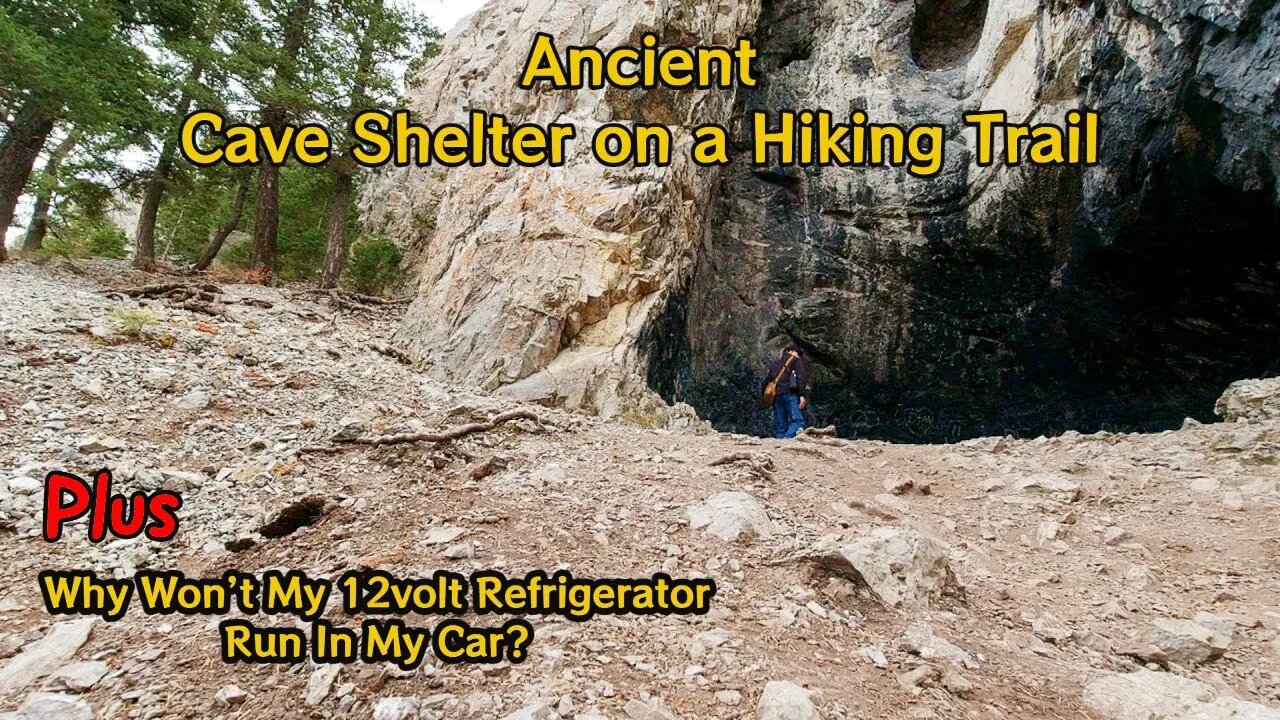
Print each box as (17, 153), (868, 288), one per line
(3, 0), (489, 247)
(411, 0), (487, 32)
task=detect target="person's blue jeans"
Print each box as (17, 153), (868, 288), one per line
(773, 393), (805, 439)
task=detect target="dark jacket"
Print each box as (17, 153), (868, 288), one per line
(762, 349), (810, 398)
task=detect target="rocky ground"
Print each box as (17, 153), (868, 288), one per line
(1, 259), (1279, 720)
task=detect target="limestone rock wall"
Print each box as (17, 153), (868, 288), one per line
(370, 0), (1280, 438)
(362, 0), (760, 421)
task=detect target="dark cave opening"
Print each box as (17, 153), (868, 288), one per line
(910, 0), (989, 70)
(644, 118), (1280, 443)
(647, 162), (1280, 444)
(643, 0), (1278, 444)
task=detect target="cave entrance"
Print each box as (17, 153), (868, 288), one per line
(641, 0), (1278, 445)
(910, 0), (989, 70)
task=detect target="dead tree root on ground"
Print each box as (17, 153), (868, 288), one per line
(300, 409), (549, 455)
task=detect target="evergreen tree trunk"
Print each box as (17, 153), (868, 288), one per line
(23, 132), (79, 253)
(194, 176), (250, 271)
(318, 0), (380, 289)
(250, 0), (314, 282)
(133, 142), (176, 272)
(0, 103), (56, 262)
(134, 57), (205, 272)
(250, 127), (282, 278)
(319, 165), (353, 288)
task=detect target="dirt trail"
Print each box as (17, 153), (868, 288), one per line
(1, 260), (1277, 720)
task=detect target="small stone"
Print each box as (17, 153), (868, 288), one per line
(1015, 474), (1082, 502)
(1139, 619), (1229, 665)
(1124, 564), (1156, 589)
(214, 684), (248, 708)
(861, 646), (889, 669)
(941, 670), (973, 696)
(443, 540), (477, 559)
(7, 475), (41, 495)
(805, 528), (959, 609)
(500, 701), (556, 720)
(884, 476), (914, 495)
(43, 660), (108, 692)
(689, 629), (732, 661)
(77, 436), (127, 454)
(898, 665), (940, 693)
(172, 390), (211, 412)
(756, 681), (819, 720)
(331, 416), (367, 442)
(686, 492), (774, 542)
(1031, 614), (1071, 645)
(423, 526), (468, 545)
(142, 368), (176, 390)
(1102, 527), (1130, 546)
(373, 697), (423, 720)
(1035, 521), (1064, 546)
(76, 378), (105, 399)
(715, 690), (742, 706)
(899, 624), (978, 669)
(14, 692), (93, 720)
(623, 697), (676, 720)
(305, 664), (340, 706)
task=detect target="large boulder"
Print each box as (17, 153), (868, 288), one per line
(1084, 669), (1280, 719)
(756, 681), (820, 720)
(0, 619), (95, 694)
(1216, 378), (1280, 423)
(1139, 619), (1231, 666)
(804, 527), (960, 609)
(687, 492), (775, 542)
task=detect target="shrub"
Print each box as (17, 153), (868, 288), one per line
(110, 308), (157, 337)
(40, 221), (128, 259)
(344, 236), (405, 296)
(85, 226), (128, 258)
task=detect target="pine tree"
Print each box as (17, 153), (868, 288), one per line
(193, 172), (252, 270)
(20, 129), (78, 252)
(0, 0), (186, 261)
(247, 0), (319, 282)
(319, 0), (440, 289)
(133, 0), (249, 271)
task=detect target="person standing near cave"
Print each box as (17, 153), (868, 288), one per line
(762, 345), (811, 439)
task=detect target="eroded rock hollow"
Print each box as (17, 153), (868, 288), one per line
(368, 0), (1280, 441)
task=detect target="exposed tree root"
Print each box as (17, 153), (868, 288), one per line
(709, 451), (774, 470)
(292, 288), (413, 310)
(180, 300), (225, 317)
(109, 282), (222, 298)
(368, 342), (413, 365)
(300, 409), (548, 454)
(708, 451), (775, 480)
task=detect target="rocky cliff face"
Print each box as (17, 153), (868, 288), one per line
(369, 0), (1280, 440)
(362, 0), (763, 424)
